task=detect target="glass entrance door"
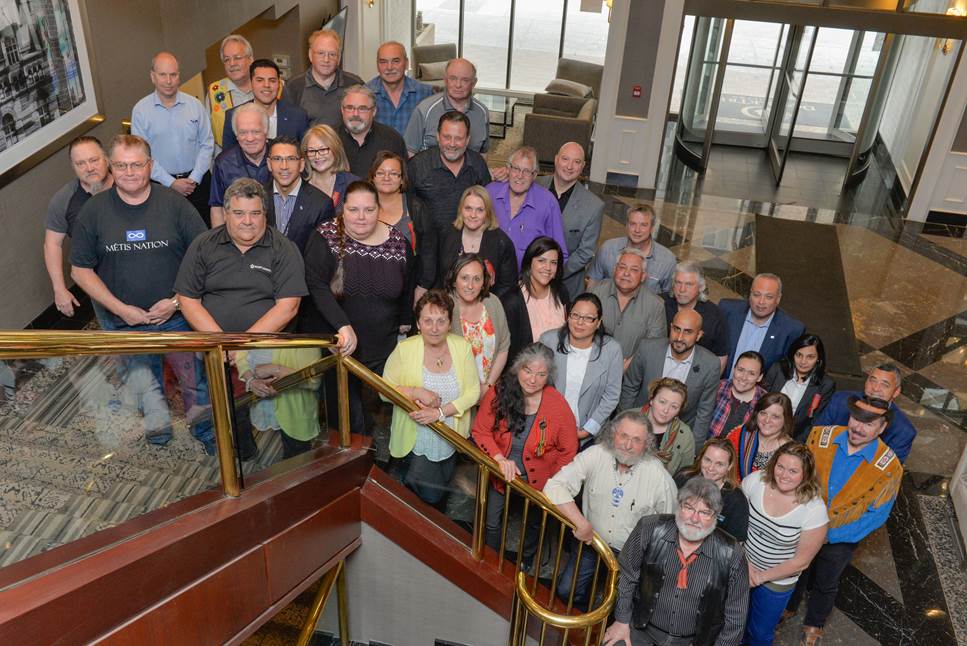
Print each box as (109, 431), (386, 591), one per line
(767, 26), (817, 183)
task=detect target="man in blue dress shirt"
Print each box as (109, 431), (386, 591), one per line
(131, 52), (214, 224)
(814, 363), (916, 463)
(366, 41), (433, 137)
(719, 273), (805, 378)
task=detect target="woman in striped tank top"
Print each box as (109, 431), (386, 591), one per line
(741, 442), (828, 646)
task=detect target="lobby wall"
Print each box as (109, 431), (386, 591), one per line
(0, 0), (336, 329)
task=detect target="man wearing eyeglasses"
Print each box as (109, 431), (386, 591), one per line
(44, 136), (114, 317)
(404, 58), (490, 156)
(208, 35), (255, 151)
(336, 85), (406, 177)
(131, 52), (214, 225)
(487, 146), (568, 269)
(283, 29), (363, 129)
(210, 103), (271, 227)
(603, 476), (749, 646)
(221, 59), (310, 153)
(69, 134), (214, 454)
(261, 136), (333, 253)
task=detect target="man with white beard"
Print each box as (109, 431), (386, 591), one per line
(544, 410), (678, 609)
(603, 477), (749, 646)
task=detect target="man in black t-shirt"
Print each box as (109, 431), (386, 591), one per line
(44, 136), (114, 317)
(70, 134), (214, 454)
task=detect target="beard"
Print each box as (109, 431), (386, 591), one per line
(676, 514), (715, 542)
(609, 445), (645, 468)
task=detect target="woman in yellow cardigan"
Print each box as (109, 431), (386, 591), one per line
(382, 290), (480, 505)
(237, 347), (322, 459)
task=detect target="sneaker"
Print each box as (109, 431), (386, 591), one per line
(801, 626), (823, 645)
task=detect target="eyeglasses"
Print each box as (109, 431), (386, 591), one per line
(269, 155), (300, 164)
(110, 160), (150, 171)
(374, 170), (402, 179)
(342, 104), (374, 113)
(680, 502), (715, 520)
(508, 164), (535, 176)
(305, 147), (331, 157)
(568, 312), (598, 324)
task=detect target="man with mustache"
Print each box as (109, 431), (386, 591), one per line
(603, 477), (749, 646)
(544, 409), (678, 609)
(336, 85), (406, 177)
(44, 136), (114, 317)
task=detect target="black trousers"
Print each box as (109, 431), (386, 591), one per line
(786, 541), (858, 628)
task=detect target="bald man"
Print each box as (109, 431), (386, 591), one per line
(131, 51), (214, 224)
(366, 41), (433, 136)
(619, 309), (721, 442)
(404, 58), (491, 155)
(537, 142), (603, 298)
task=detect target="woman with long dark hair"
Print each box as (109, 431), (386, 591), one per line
(501, 236), (569, 362)
(471, 343), (578, 561)
(725, 391), (795, 479)
(539, 293), (622, 447)
(674, 438), (749, 541)
(762, 333), (836, 442)
(302, 180), (414, 434)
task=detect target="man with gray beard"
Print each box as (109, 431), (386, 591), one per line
(544, 410), (677, 609)
(603, 477), (749, 646)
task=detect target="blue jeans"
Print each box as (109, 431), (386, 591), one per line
(556, 542), (620, 609)
(745, 583), (795, 646)
(94, 305), (214, 451)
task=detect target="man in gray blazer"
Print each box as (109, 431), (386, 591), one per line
(618, 309), (719, 443)
(537, 142), (604, 299)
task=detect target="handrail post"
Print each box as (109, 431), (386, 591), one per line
(336, 354), (351, 448)
(472, 464), (490, 560)
(337, 559), (350, 646)
(204, 347), (240, 497)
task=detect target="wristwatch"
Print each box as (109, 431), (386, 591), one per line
(170, 296), (180, 310)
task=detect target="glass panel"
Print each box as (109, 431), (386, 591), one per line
(838, 76), (872, 135)
(726, 20), (784, 66)
(231, 348), (335, 479)
(794, 73), (846, 139)
(716, 65), (777, 135)
(357, 373), (476, 550)
(808, 28), (854, 74)
(679, 17), (727, 143)
(510, 0), (566, 91)
(415, 0), (460, 51)
(855, 31), (884, 77)
(670, 15), (695, 115)
(0, 351), (221, 570)
(794, 26), (817, 72)
(462, 0), (512, 88)
(561, 0), (611, 66)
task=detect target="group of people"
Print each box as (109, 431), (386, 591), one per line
(40, 30), (918, 646)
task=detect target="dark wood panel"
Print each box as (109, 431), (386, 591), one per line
(93, 549), (269, 645)
(360, 469), (515, 618)
(0, 449), (371, 646)
(264, 490), (360, 600)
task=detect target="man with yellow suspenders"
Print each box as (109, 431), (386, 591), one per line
(208, 35), (254, 153)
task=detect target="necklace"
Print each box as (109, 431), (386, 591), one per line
(426, 345), (448, 368)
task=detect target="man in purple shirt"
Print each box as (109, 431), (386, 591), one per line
(487, 146), (568, 269)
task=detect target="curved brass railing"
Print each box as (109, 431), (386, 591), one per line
(339, 355), (619, 644)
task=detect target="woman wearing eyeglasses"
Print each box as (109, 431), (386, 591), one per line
(301, 124), (358, 210)
(539, 293), (622, 448)
(370, 151), (437, 298)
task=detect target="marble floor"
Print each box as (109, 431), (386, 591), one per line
(587, 168), (967, 643)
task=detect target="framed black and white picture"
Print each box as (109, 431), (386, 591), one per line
(0, 0), (101, 186)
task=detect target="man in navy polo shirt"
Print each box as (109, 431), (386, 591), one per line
(210, 103), (271, 227)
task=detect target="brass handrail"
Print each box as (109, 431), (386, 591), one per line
(339, 355), (619, 636)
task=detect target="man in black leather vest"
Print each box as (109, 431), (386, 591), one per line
(603, 477), (749, 646)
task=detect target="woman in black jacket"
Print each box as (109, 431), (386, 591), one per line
(370, 151), (437, 295)
(762, 333), (835, 442)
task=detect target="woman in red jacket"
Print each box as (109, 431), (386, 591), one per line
(472, 342), (578, 564)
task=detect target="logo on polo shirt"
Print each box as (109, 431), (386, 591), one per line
(250, 263), (272, 273)
(126, 229), (147, 242)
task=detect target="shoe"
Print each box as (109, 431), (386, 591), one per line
(778, 609), (796, 625)
(199, 437), (217, 456)
(145, 429), (172, 446)
(801, 626), (823, 645)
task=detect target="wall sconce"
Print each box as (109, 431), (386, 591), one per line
(941, 6), (965, 55)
